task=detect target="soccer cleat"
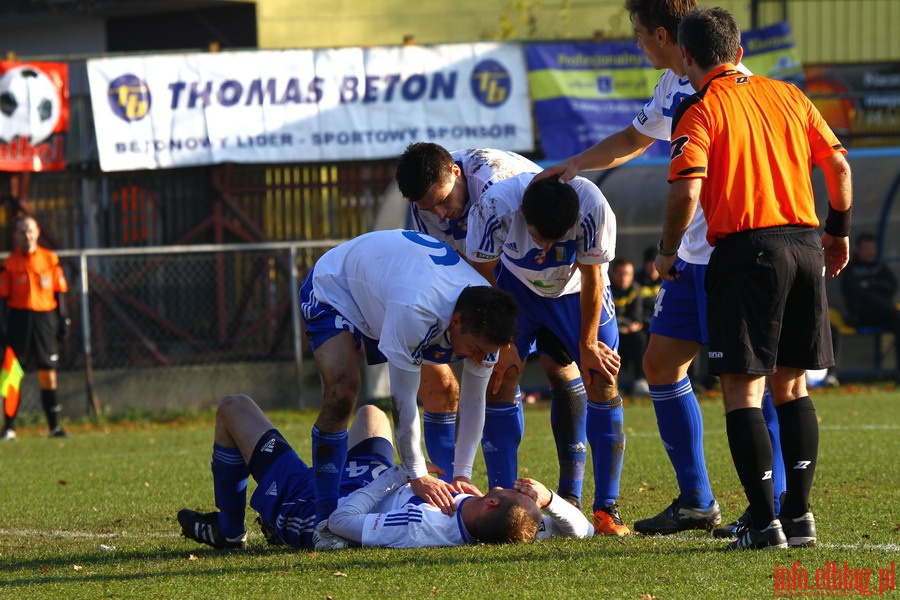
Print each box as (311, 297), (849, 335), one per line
(49, 427), (70, 438)
(593, 503), (630, 536)
(633, 499), (722, 535)
(560, 494), (582, 510)
(256, 515), (284, 545)
(712, 507), (751, 538)
(177, 509), (247, 550)
(313, 520), (350, 551)
(0, 429), (17, 442)
(780, 512), (817, 548)
(725, 519), (788, 550)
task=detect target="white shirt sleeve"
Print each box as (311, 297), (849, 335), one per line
(451, 359), (490, 480)
(328, 466), (409, 543)
(387, 363), (428, 480)
(535, 493), (595, 540)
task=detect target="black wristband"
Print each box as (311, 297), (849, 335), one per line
(824, 205), (852, 237)
(656, 238), (679, 257)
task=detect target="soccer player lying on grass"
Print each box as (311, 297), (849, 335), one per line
(178, 394), (593, 550)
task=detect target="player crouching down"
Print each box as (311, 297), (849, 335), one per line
(178, 394), (593, 550)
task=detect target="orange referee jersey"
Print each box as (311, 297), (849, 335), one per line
(668, 64), (846, 246)
(0, 246), (68, 312)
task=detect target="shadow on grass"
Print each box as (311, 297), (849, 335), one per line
(1, 535), (727, 587)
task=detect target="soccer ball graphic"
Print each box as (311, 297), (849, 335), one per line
(0, 65), (62, 144)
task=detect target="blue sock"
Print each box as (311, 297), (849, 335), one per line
(587, 396), (625, 510)
(211, 443), (249, 539)
(311, 426), (348, 523)
(482, 400), (523, 489)
(649, 376), (714, 508)
(550, 378), (587, 504)
(424, 411), (456, 483)
(762, 389), (786, 514)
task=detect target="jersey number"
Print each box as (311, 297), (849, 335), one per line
(653, 287), (666, 318)
(402, 230), (460, 266)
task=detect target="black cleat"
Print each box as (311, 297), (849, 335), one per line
(634, 499), (722, 535)
(178, 509), (247, 550)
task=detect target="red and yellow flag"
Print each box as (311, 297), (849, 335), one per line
(1, 346), (24, 419)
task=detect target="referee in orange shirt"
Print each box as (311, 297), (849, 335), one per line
(656, 8), (852, 550)
(0, 216), (70, 439)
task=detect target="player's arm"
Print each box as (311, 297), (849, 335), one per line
(327, 466), (409, 543)
(387, 364), (456, 514)
(817, 151), (853, 278)
(657, 177), (701, 281)
(450, 360), (490, 492)
(533, 125), (656, 184)
(577, 262), (619, 386)
(513, 478), (594, 539)
(471, 258), (499, 287)
(466, 222), (523, 394)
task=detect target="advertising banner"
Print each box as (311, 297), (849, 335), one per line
(0, 61), (69, 172)
(87, 44), (533, 172)
(527, 21), (803, 161)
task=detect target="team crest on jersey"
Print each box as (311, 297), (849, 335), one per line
(554, 247), (566, 262)
(534, 251), (546, 265)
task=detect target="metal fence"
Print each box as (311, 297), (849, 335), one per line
(13, 240), (345, 417)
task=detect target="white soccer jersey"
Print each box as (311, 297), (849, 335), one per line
(633, 66), (749, 265)
(410, 149), (541, 254)
(329, 466), (593, 548)
(465, 173), (616, 298)
(310, 229), (494, 374)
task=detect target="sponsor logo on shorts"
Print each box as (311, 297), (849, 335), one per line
(266, 481), (278, 496)
(260, 438), (276, 453)
(709, 351), (724, 358)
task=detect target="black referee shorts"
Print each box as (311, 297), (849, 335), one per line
(705, 226), (834, 376)
(7, 308), (60, 371)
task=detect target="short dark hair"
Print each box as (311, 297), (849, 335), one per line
(473, 489), (541, 544)
(677, 7), (741, 69)
(395, 142), (455, 202)
(455, 286), (518, 347)
(521, 179), (579, 241)
(611, 257), (634, 271)
(625, 0), (697, 39)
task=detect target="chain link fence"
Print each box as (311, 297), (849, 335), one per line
(13, 241), (344, 419)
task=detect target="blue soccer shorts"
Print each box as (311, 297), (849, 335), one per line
(248, 428), (394, 547)
(647, 258), (709, 345)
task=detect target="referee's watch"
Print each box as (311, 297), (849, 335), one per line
(657, 239), (679, 257)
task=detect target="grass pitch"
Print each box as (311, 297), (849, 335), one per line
(1, 385), (898, 600)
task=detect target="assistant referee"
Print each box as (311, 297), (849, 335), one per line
(0, 216), (70, 439)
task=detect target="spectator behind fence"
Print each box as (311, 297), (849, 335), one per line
(0, 216), (71, 441)
(840, 232), (900, 378)
(610, 257), (649, 395)
(636, 246), (662, 333)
